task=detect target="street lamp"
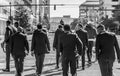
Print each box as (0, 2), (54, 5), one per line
(9, 2), (11, 17)
(9, 2), (13, 24)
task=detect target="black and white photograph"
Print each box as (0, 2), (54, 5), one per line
(0, 0), (120, 76)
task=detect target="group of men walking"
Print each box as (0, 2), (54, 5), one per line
(1, 21), (50, 76)
(53, 23), (120, 76)
(1, 20), (120, 76)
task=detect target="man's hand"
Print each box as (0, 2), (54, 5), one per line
(1, 42), (6, 53)
(31, 51), (34, 56)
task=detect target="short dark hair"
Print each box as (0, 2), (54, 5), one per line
(58, 25), (62, 29)
(78, 23), (83, 28)
(64, 24), (70, 31)
(14, 22), (19, 27)
(97, 24), (105, 29)
(6, 20), (11, 25)
(14, 22), (19, 25)
(37, 24), (42, 29)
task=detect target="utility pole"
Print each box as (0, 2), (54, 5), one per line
(9, 2), (13, 24)
(39, 3), (41, 23)
(10, 2), (11, 17)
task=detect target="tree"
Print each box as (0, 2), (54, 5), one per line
(14, 6), (30, 28)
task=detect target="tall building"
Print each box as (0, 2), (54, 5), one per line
(44, 0), (50, 20)
(79, 0), (100, 22)
(43, 0), (50, 29)
(99, 0), (119, 18)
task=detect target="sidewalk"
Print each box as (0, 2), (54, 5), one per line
(0, 35), (120, 76)
(0, 53), (120, 76)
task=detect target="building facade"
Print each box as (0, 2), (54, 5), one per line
(79, 0), (100, 22)
(50, 17), (74, 32)
(99, 0), (119, 18)
(0, 0), (15, 35)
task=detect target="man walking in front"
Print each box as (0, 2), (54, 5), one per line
(96, 24), (120, 76)
(76, 23), (88, 70)
(59, 24), (83, 76)
(53, 25), (64, 69)
(2, 21), (17, 72)
(31, 24), (50, 76)
(10, 28), (29, 76)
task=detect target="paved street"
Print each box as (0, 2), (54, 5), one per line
(0, 34), (120, 76)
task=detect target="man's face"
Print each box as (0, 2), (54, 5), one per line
(14, 23), (18, 28)
(6, 23), (9, 26)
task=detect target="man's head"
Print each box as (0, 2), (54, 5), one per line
(97, 24), (105, 34)
(6, 20), (11, 26)
(37, 24), (42, 29)
(58, 25), (63, 29)
(14, 22), (19, 28)
(78, 23), (83, 29)
(63, 24), (70, 32)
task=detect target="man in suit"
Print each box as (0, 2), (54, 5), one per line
(85, 23), (97, 64)
(53, 25), (64, 69)
(96, 24), (120, 76)
(76, 23), (88, 70)
(2, 20), (17, 72)
(31, 24), (50, 76)
(59, 24), (83, 76)
(10, 27), (29, 76)
(14, 22), (24, 33)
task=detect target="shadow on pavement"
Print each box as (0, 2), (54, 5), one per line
(31, 63), (56, 67)
(0, 70), (15, 74)
(116, 68), (120, 70)
(25, 68), (62, 76)
(0, 62), (56, 75)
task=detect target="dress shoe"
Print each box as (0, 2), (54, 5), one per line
(2, 69), (10, 72)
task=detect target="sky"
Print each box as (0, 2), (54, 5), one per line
(50, 0), (86, 18)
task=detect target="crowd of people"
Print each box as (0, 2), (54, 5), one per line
(1, 20), (120, 76)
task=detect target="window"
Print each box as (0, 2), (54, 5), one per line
(112, 0), (118, 2)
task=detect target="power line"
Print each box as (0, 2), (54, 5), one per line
(0, 4), (81, 7)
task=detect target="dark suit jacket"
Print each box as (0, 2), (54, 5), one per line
(76, 29), (88, 49)
(31, 29), (50, 55)
(85, 26), (97, 39)
(59, 32), (83, 59)
(10, 32), (29, 57)
(4, 26), (17, 44)
(95, 32), (120, 61)
(53, 29), (64, 49)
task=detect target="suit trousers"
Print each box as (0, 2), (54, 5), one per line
(76, 47), (85, 68)
(82, 47), (86, 68)
(98, 58), (114, 76)
(5, 44), (11, 70)
(56, 49), (60, 66)
(87, 41), (94, 62)
(62, 56), (77, 76)
(13, 56), (24, 74)
(35, 54), (45, 74)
